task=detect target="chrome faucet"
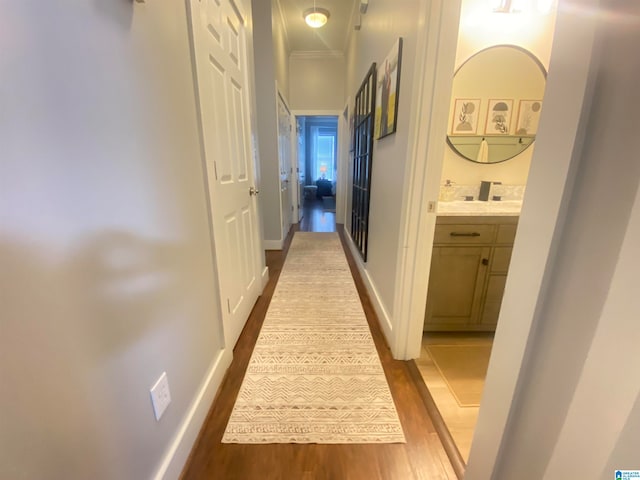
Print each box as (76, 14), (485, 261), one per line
(479, 181), (502, 201)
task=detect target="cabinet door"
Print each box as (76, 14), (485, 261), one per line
(491, 247), (513, 274)
(481, 274), (508, 327)
(424, 246), (490, 330)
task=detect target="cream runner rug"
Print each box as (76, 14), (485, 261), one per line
(222, 232), (406, 444)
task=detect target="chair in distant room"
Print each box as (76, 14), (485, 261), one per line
(316, 179), (333, 199)
(303, 184), (318, 201)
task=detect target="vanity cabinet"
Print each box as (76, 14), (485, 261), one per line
(424, 216), (518, 331)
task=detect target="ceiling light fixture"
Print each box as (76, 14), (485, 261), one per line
(303, 6), (330, 28)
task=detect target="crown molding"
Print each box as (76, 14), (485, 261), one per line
(344, 0), (361, 51)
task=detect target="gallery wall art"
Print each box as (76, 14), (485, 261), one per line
(375, 38), (403, 140)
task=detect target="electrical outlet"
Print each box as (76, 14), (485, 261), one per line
(428, 201), (437, 213)
(150, 372), (171, 421)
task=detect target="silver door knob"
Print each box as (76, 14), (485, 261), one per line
(249, 186), (259, 196)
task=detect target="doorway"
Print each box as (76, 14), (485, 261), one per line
(295, 115), (339, 233)
(415, 1), (558, 467)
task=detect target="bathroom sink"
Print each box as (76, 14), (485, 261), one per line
(437, 200), (522, 216)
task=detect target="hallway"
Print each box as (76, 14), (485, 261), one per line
(181, 212), (456, 479)
(3, 1), (639, 478)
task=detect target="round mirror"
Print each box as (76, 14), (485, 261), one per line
(447, 45), (546, 164)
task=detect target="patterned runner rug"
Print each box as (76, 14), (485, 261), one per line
(222, 232), (406, 444)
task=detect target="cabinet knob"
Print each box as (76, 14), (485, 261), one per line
(482, 258), (489, 266)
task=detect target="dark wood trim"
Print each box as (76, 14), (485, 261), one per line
(406, 360), (466, 480)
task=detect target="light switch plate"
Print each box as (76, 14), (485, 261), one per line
(150, 371), (171, 421)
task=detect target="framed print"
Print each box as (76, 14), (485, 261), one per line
(515, 99), (542, 135)
(451, 99), (481, 135)
(375, 38), (403, 140)
(485, 99), (513, 135)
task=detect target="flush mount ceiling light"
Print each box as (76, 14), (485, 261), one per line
(303, 7), (330, 28)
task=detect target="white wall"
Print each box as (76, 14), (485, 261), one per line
(456, 0), (556, 67)
(545, 185), (640, 477)
(468, 1), (640, 476)
(344, 0), (428, 333)
(252, 0), (288, 246)
(289, 54), (346, 110)
(272, 1), (290, 97)
(440, 0), (557, 186)
(0, 1), (226, 479)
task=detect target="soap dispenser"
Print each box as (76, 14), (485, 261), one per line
(440, 179), (456, 202)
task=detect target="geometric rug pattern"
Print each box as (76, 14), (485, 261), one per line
(222, 232), (406, 443)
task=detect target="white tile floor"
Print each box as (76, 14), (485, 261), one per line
(416, 332), (494, 462)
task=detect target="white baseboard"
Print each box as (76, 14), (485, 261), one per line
(153, 348), (233, 480)
(263, 239), (283, 250)
(343, 233), (395, 351)
(261, 266), (269, 291)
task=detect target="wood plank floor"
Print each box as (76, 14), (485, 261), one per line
(298, 198), (337, 233)
(181, 208), (455, 479)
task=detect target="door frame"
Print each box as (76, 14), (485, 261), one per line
(339, 100), (351, 227)
(291, 109), (344, 223)
(393, 0), (600, 478)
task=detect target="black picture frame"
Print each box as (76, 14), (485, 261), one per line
(350, 63), (377, 262)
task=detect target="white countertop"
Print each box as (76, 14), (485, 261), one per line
(437, 200), (522, 216)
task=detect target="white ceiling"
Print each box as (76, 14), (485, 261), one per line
(275, 0), (359, 53)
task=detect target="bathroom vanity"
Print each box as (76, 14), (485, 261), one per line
(424, 43), (544, 332)
(424, 206), (519, 332)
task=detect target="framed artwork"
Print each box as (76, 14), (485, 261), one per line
(451, 99), (481, 135)
(374, 38), (403, 140)
(485, 99), (513, 135)
(515, 99), (543, 135)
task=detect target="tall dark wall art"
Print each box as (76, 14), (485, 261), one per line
(350, 63), (376, 262)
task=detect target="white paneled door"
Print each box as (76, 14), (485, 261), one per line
(277, 92), (293, 239)
(190, 0), (261, 348)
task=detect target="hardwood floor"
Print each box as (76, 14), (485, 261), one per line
(299, 198), (337, 233)
(180, 206), (456, 479)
